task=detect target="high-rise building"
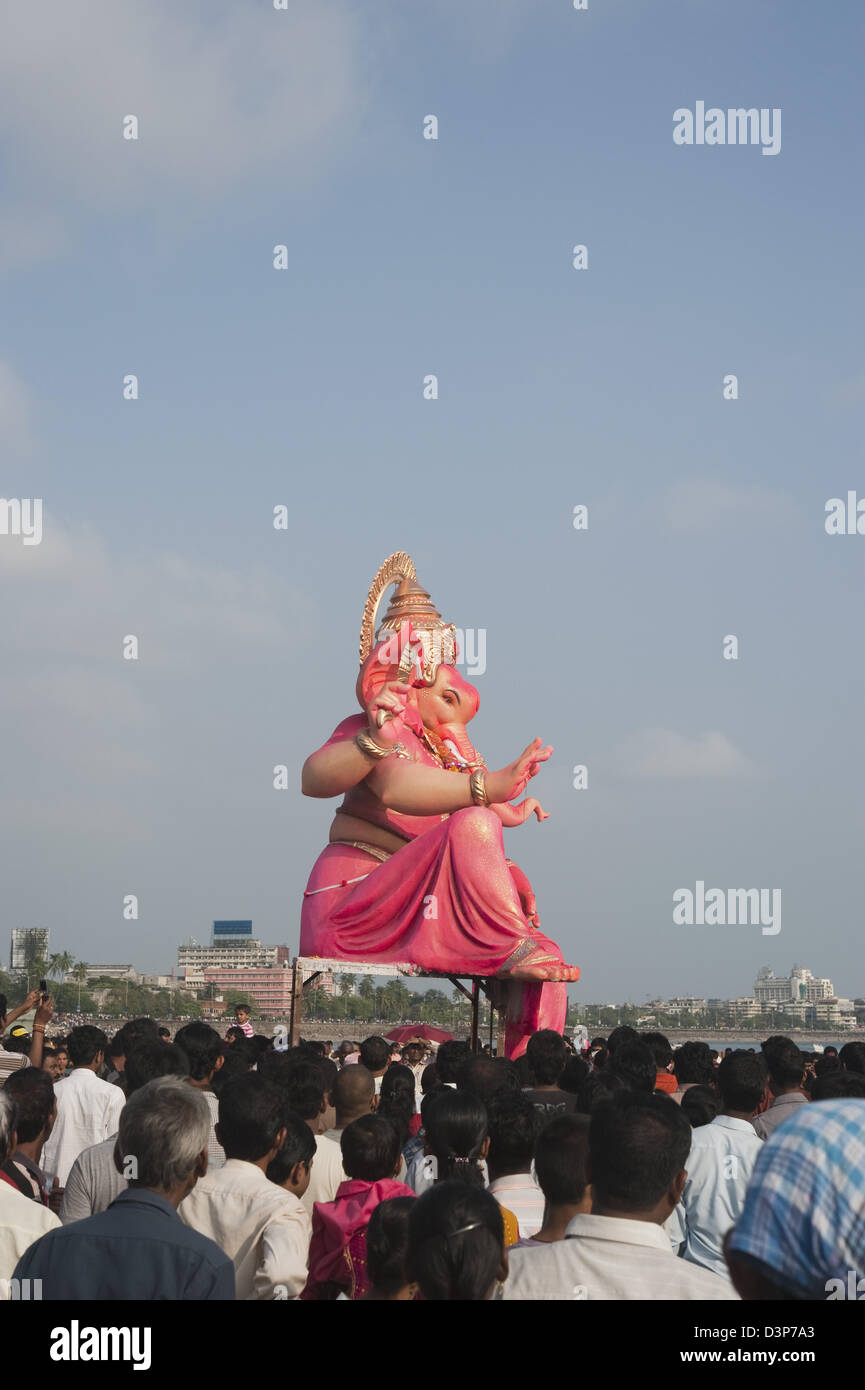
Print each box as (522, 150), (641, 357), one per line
(754, 965), (834, 1006)
(178, 921), (289, 992)
(10, 927), (50, 972)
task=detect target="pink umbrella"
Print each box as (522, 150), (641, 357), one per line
(385, 1024), (454, 1044)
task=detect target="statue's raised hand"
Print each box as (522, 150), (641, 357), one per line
(365, 679), (412, 746)
(486, 737), (553, 805)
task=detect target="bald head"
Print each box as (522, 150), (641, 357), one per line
(331, 1064), (376, 1125)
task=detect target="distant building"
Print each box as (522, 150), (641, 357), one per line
(65, 964), (138, 983)
(202, 964), (293, 1017)
(10, 928), (50, 972)
(178, 921), (288, 983)
(665, 997), (707, 1015)
(179, 941), (288, 982)
(754, 965), (834, 1006)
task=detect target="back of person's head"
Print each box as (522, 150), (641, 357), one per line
(118, 1076), (210, 1190)
(435, 1040), (470, 1085)
(813, 1054), (840, 1080)
(559, 1056), (589, 1095)
(717, 1051), (766, 1113)
(217, 1074), (285, 1162)
(577, 1070), (628, 1114)
(3, 1068), (55, 1142)
(673, 1040), (715, 1086)
(124, 1041), (189, 1096)
(811, 1071), (865, 1102)
(525, 1029), (568, 1087)
(118, 1017), (160, 1054)
(376, 1096), (412, 1150)
(266, 1112), (316, 1185)
(365, 1196), (416, 1296)
(762, 1038), (805, 1091)
(251, 1035), (273, 1061)
(359, 1036), (390, 1074)
(589, 1092), (692, 1214)
(679, 1084), (720, 1128)
(68, 1025), (109, 1068)
(425, 1089), (488, 1186)
(330, 1062), (376, 1121)
(486, 1092), (539, 1178)
(3, 1030), (30, 1055)
(609, 1041), (656, 1094)
(605, 1025), (638, 1058)
(381, 1063), (415, 1107)
(457, 1055), (510, 1105)
(533, 1114), (590, 1206)
(641, 1032), (673, 1072)
(839, 1041), (865, 1076)
(0, 1090), (17, 1165)
(337, 1041), (360, 1064)
(408, 1183), (504, 1301)
(421, 1062), (441, 1095)
(279, 1056), (326, 1123)
(211, 1043), (255, 1095)
(174, 1022), (223, 1081)
(341, 1114), (401, 1182)
(491, 1057), (520, 1092)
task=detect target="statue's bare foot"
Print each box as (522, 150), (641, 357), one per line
(498, 947), (580, 984)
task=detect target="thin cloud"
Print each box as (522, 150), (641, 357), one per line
(0, 1), (367, 265)
(664, 478), (795, 533)
(618, 728), (756, 779)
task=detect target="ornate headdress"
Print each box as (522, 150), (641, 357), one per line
(358, 551), (457, 686)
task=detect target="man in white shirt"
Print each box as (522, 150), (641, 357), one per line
(487, 1092), (545, 1240)
(42, 1026), (124, 1187)
(752, 1038), (808, 1140)
(503, 1092), (738, 1300)
(666, 1051), (765, 1276)
(60, 1039), (192, 1223)
(174, 1022), (227, 1172)
(180, 1073), (311, 1300)
(0, 1089), (60, 1285)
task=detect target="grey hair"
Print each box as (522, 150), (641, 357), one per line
(0, 1089), (17, 1166)
(117, 1076), (210, 1190)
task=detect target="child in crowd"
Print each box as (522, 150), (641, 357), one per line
(303, 1115), (415, 1300)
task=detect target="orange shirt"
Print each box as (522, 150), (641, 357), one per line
(655, 1071), (678, 1094)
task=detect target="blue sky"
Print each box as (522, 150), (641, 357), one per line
(1, 0), (862, 1004)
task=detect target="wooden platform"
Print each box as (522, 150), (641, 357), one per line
(289, 956), (508, 1054)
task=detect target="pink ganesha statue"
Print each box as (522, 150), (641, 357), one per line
(300, 552), (579, 1057)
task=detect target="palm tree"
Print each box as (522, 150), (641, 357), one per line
(338, 974), (357, 998)
(72, 962), (90, 1011)
(49, 951), (74, 1005)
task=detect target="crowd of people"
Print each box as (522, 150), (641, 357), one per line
(2, 988), (865, 1301)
